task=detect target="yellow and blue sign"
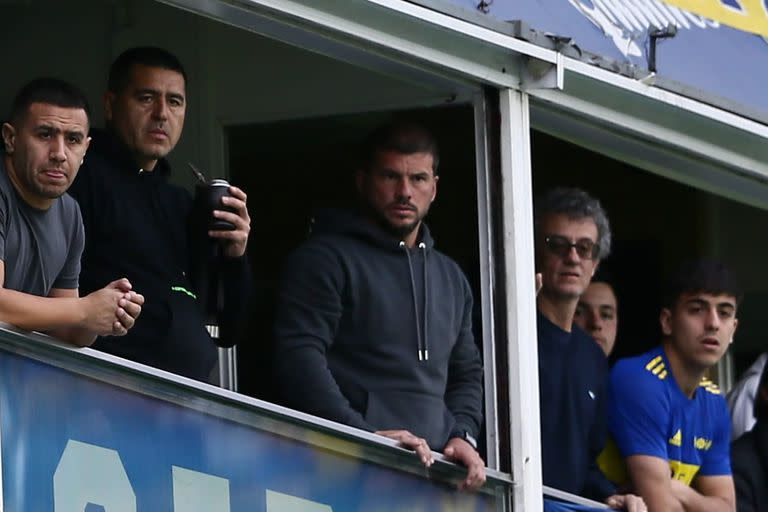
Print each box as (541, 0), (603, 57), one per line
(433, 0), (768, 119)
(662, 0), (768, 38)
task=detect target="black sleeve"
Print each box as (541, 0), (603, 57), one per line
(732, 440), (758, 512)
(67, 161), (100, 295)
(186, 191), (252, 348)
(444, 277), (483, 444)
(67, 165), (90, 227)
(218, 254), (253, 348)
(583, 366), (617, 502)
(272, 242), (373, 431)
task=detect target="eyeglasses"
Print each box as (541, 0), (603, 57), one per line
(544, 235), (599, 260)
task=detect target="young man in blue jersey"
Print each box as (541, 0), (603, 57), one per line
(601, 260), (738, 512)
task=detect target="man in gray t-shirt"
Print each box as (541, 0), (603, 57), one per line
(0, 78), (144, 346)
(0, 156), (83, 297)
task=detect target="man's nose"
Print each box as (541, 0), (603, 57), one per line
(49, 135), (66, 162)
(564, 245), (581, 263)
(152, 98), (169, 119)
(588, 312), (602, 330)
(705, 308), (721, 330)
(396, 177), (412, 199)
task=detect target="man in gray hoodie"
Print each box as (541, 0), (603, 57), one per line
(274, 121), (485, 490)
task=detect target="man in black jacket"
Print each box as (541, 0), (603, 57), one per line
(731, 360), (768, 511)
(69, 47), (251, 382)
(274, 121), (485, 490)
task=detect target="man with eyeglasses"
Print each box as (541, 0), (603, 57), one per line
(535, 187), (644, 511)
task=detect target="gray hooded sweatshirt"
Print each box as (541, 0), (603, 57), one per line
(274, 209), (483, 450)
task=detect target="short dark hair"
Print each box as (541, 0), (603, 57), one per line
(8, 77), (91, 126)
(591, 267), (618, 301)
(755, 360), (768, 422)
(534, 187), (612, 259)
(108, 46), (187, 93)
(360, 120), (439, 174)
(661, 259), (742, 309)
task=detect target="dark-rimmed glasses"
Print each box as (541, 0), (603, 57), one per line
(544, 235), (599, 260)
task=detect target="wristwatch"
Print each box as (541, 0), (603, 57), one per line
(452, 429), (478, 450)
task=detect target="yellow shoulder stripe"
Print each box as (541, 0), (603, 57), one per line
(645, 355), (667, 380)
(699, 378), (721, 395)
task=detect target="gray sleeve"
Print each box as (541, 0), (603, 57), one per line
(444, 275), (484, 441)
(273, 242), (373, 431)
(0, 192), (7, 264)
(728, 354), (768, 440)
(52, 201), (84, 290)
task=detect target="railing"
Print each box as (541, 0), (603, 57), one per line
(544, 487), (609, 511)
(0, 325), (513, 511)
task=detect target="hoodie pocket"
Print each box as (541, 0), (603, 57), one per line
(364, 390), (454, 449)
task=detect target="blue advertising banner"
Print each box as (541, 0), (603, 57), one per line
(0, 350), (498, 511)
(429, 0), (768, 120)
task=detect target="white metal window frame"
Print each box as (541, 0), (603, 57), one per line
(158, 2), (768, 510)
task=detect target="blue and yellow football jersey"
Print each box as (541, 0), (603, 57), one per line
(598, 345), (731, 486)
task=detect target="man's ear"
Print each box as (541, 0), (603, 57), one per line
(103, 92), (115, 122)
(660, 308), (673, 336)
(431, 174), (439, 203)
(81, 136), (92, 163)
(591, 259), (600, 278)
(1, 123), (15, 154)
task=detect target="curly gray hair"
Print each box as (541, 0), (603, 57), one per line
(534, 187), (612, 260)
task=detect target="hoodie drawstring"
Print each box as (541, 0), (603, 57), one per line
(420, 242), (429, 361)
(400, 241), (429, 361)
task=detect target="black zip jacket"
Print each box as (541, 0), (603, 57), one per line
(274, 209), (483, 449)
(69, 129), (251, 381)
(732, 421), (768, 512)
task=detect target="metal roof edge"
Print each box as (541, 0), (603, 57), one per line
(403, 0), (768, 127)
(403, 0), (519, 35)
(652, 75), (768, 126)
(174, 0), (768, 139)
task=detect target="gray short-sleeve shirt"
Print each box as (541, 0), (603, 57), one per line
(0, 158), (84, 296)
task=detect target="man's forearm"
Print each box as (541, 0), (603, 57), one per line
(45, 327), (96, 347)
(0, 289), (84, 332)
(672, 481), (734, 512)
